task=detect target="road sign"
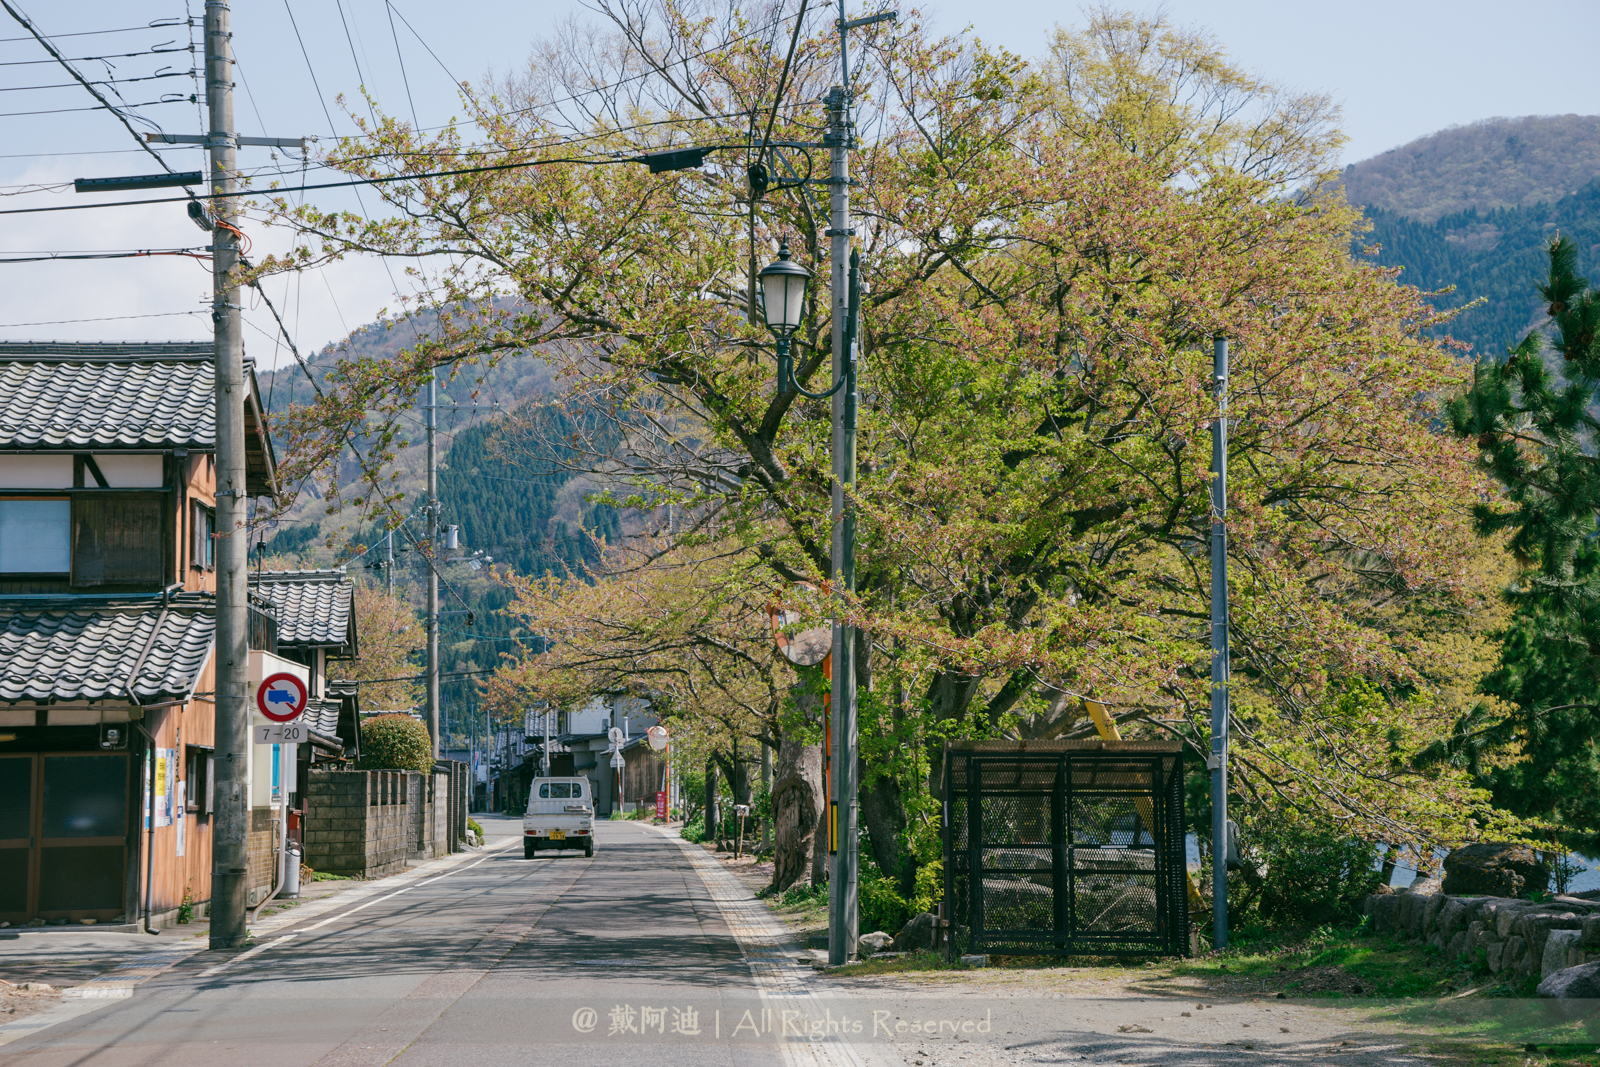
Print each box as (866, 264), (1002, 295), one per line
(607, 726), (624, 745)
(256, 672), (308, 723)
(610, 751), (625, 769)
(255, 721), (309, 745)
(655, 790), (667, 819)
(647, 725), (669, 751)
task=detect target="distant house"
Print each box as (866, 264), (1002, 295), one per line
(0, 343), (356, 928)
(525, 692), (661, 816)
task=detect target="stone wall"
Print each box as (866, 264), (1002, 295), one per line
(303, 769), (453, 879)
(1365, 884), (1600, 982)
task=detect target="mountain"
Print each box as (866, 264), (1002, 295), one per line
(1344, 116), (1600, 358)
(1343, 115), (1600, 224)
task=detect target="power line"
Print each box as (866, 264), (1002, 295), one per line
(0, 70), (195, 91)
(0, 48), (193, 66)
(0, 248), (209, 263)
(0, 148), (669, 216)
(0, 21), (184, 43)
(0, 0), (186, 179)
(0, 98), (187, 119)
(0, 310), (204, 327)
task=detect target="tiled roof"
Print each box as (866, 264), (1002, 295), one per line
(0, 344), (278, 495)
(303, 698), (342, 736)
(252, 569), (356, 651)
(0, 595), (214, 704)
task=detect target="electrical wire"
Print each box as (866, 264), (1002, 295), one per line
(0, 248), (209, 262)
(0, 21), (184, 43)
(0, 70), (194, 91)
(758, 0), (810, 171)
(0, 310), (204, 327)
(0, 0), (189, 179)
(0, 148), (673, 216)
(0, 48), (192, 67)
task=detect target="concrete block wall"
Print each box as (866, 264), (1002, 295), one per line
(247, 808), (275, 904)
(1366, 887), (1600, 982)
(304, 769), (413, 878)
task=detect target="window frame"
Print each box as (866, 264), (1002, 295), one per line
(0, 495), (72, 575)
(191, 501), (215, 572)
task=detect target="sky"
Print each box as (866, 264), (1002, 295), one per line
(0, 0), (1595, 360)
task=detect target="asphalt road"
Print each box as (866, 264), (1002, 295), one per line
(0, 819), (790, 1067)
(0, 820), (1522, 1067)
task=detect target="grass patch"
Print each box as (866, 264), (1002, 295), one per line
(310, 872), (353, 882)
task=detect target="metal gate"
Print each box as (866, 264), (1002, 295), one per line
(943, 739), (1189, 957)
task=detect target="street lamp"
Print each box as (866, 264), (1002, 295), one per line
(757, 239), (817, 395)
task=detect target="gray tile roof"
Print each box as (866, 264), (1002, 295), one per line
(0, 343), (278, 495)
(0, 595), (214, 704)
(252, 569), (356, 652)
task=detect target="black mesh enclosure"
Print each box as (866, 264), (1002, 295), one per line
(943, 740), (1189, 957)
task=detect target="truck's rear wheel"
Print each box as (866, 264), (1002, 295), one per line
(524, 839), (538, 859)
(584, 839), (594, 858)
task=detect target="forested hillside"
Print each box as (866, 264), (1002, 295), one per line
(1358, 179), (1600, 358)
(1343, 114), (1600, 223)
(1344, 115), (1600, 358)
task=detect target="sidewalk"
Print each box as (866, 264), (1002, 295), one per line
(0, 812), (522, 1031)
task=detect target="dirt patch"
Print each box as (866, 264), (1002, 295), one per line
(0, 980), (62, 1025)
(1278, 963), (1372, 996)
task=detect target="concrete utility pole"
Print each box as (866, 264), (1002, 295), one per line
(207, 0), (250, 951)
(425, 369), (440, 758)
(1209, 335), (1230, 949)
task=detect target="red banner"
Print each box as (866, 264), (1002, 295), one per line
(655, 790), (667, 819)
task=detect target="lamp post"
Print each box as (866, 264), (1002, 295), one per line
(758, 235), (862, 965)
(757, 239), (813, 380)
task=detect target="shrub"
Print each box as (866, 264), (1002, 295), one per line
(681, 815), (707, 843)
(467, 817), (483, 838)
(1246, 813), (1383, 926)
(356, 714), (435, 773)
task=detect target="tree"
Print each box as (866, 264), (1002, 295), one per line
(1444, 236), (1600, 849)
(331, 583), (424, 711)
(259, 2), (1523, 892)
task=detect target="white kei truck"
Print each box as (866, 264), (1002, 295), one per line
(523, 777), (596, 858)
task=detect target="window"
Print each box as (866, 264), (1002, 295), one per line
(185, 747), (212, 816)
(192, 502), (215, 571)
(539, 783), (576, 799)
(0, 499), (70, 573)
(71, 494), (164, 586)
(571, 782), (583, 797)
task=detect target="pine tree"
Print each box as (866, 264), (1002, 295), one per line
(1446, 236), (1600, 848)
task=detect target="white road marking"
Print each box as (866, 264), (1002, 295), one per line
(295, 842), (511, 932)
(197, 933), (298, 978)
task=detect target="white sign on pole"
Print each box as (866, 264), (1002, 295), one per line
(610, 751), (626, 769)
(255, 721), (310, 745)
(607, 726), (624, 745)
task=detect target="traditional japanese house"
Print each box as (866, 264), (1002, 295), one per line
(0, 341), (287, 927)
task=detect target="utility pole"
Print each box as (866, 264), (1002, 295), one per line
(425, 369), (440, 759)
(825, 0), (892, 968)
(207, 0), (250, 952)
(1209, 335), (1230, 949)
(385, 529), (394, 598)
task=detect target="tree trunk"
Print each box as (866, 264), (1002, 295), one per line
(760, 740), (773, 850)
(771, 684), (824, 892)
(703, 760), (719, 847)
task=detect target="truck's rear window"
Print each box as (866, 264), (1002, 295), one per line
(538, 782), (583, 798)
